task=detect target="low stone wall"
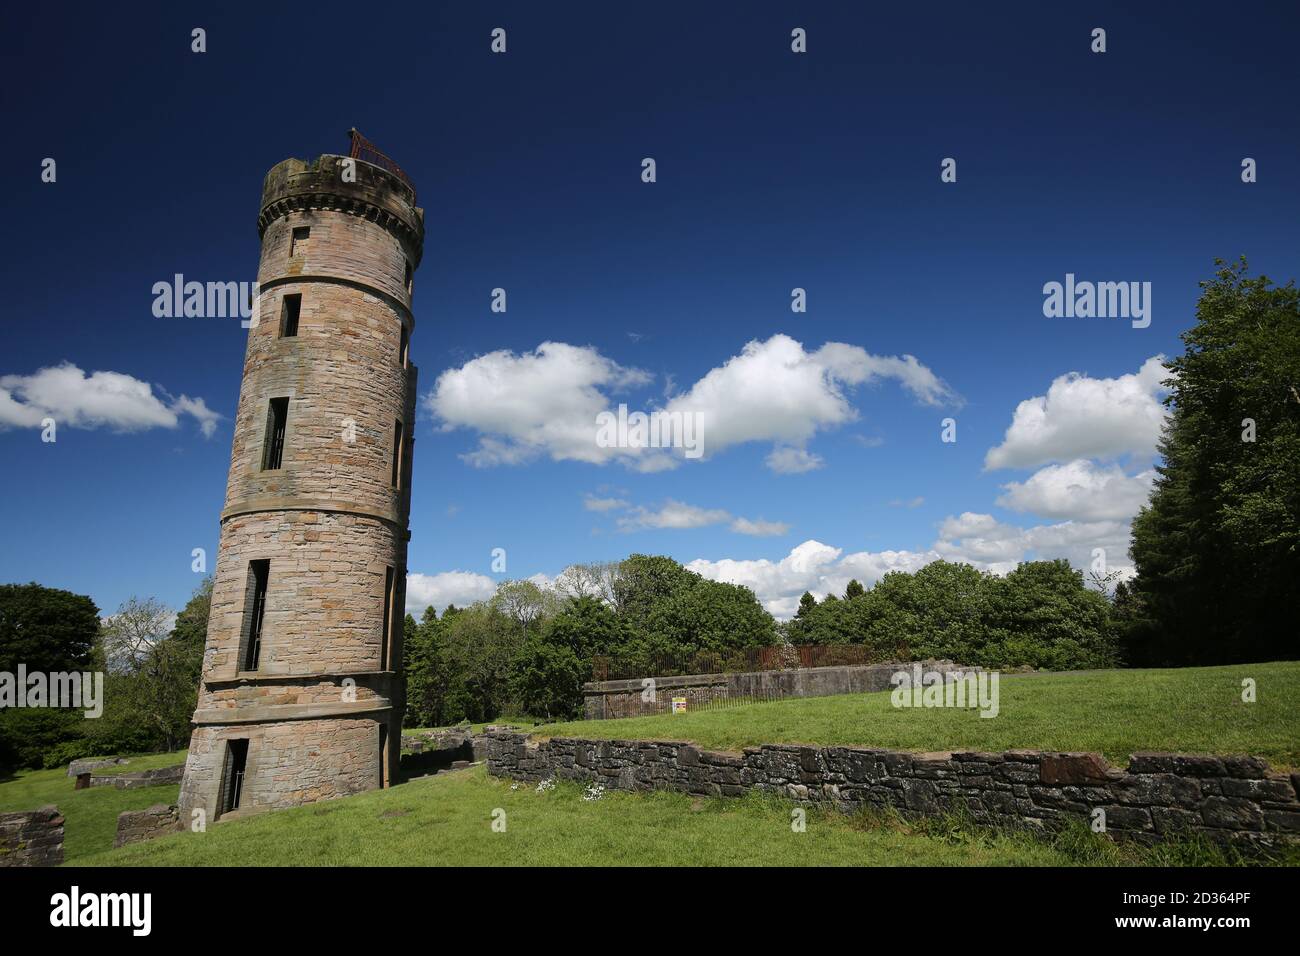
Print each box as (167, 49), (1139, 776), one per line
(90, 763), (185, 790)
(0, 806), (65, 866)
(114, 804), (183, 848)
(484, 731), (1300, 848)
(583, 660), (975, 719)
(67, 756), (130, 777)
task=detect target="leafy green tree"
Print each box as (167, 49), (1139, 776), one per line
(0, 583), (100, 771)
(0, 583), (99, 673)
(844, 579), (865, 600)
(1127, 259), (1300, 665)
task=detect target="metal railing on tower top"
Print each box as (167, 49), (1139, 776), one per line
(347, 128), (416, 197)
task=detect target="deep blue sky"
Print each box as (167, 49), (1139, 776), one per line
(2, 2), (1298, 618)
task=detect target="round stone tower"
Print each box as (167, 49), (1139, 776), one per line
(179, 142), (422, 821)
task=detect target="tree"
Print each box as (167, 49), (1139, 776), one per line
(1127, 259), (1300, 665)
(0, 583), (99, 673)
(844, 579), (865, 600)
(0, 584), (101, 772)
(97, 587), (207, 753)
(491, 579), (549, 638)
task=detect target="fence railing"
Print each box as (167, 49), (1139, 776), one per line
(347, 128), (416, 196)
(589, 643), (899, 682)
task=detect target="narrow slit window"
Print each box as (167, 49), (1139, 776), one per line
(399, 324), (409, 368)
(290, 226), (309, 257)
(279, 294), (301, 338)
(381, 566), (395, 672)
(391, 419), (404, 488)
(243, 559), (270, 671)
(220, 739), (250, 817)
(404, 259), (412, 294)
(262, 397), (289, 470)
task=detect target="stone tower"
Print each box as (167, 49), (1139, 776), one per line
(179, 137), (422, 821)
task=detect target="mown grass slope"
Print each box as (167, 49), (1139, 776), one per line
(0, 751), (185, 862)
(82, 765), (1283, 867)
(541, 663), (1300, 770)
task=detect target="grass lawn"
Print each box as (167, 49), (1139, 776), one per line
(80, 764), (1270, 867)
(540, 662), (1300, 770)
(0, 751), (186, 862)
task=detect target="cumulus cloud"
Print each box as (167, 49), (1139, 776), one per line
(984, 356), (1169, 470)
(997, 460), (1156, 521)
(616, 499), (731, 532)
(425, 342), (659, 469)
(729, 517), (791, 537)
(0, 362), (220, 437)
(583, 495), (629, 512)
(765, 447), (824, 474)
(425, 334), (957, 471)
(590, 497), (791, 537)
(687, 540), (937, 618)
(689, 510), (1134, 618)
(405, 571), (499, 614)
(933, 512), (1132, 578)
(662, 335), (958, 459)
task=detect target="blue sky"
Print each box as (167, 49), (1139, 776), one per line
(2, 2), (1298, 618)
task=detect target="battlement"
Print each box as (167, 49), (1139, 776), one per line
(258, 154), (425, 262)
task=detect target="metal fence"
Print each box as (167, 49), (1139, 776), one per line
(590, 643), (898, 682)
(347, 128), (416, 196)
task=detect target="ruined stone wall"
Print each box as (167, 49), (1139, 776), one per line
(0, 806), (64, 866)
(484, 732), (1300, 848)
(114, 804), (183, 848)
(583, 661), (976, 719)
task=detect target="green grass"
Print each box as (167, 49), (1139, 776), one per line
(542, 662), (1300, 770)
(0, 751), (186, 862)
(403, 718), (537, 736)
(80, 764), (1283, 867)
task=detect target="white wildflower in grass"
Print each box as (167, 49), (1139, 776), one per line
(535, 778), (556, 794)
(509, 782), (520, 791)
(583, 782), (606, 802)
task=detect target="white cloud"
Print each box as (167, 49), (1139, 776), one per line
(729, 517), (791, 537)
(997, 459), (1156, 521)
(583, 495), (629, 512)
(984, 356), (1169, 470)
(687, 540), (936, 618)
(424, 342), (659, 469)
(689, 509), (1134, 618)
(426, 334), (956, 471)
(405, 571), (499, 614)
(0, 362), (220, 437)
(765, 447), (824, 474)
(616, 499), (731, 532)
(933, 512), (1132, 578)
(663, 335), (958, 459)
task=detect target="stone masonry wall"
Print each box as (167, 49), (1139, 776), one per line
(485, 732), (1300, 848)
(0, 806), (64, 867)
(181, 716), (384, 821)
(115, 804), (183, 848)
(584, 661), (976, 719)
